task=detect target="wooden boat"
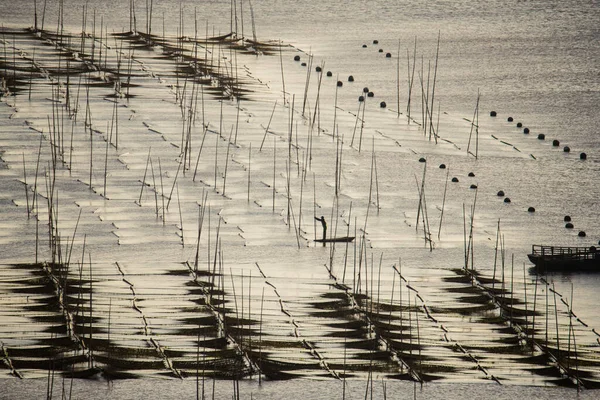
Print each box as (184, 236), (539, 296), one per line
(528, 245), (600, 271)
(314, 236), (355, 243)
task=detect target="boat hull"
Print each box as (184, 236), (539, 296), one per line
(528, 245), (600, 271)
(314, 236), (355, 243)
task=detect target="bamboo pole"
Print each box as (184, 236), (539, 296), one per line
(279, 40), (286, 105)
(222, 128), (233, 196)
(193, 125), (209, 182)
(138, 148), (151, 205)
(467, 90), (480, 159)
(407, 37), (417, 120)
(158, 158), (166, 221)
(247, 144), (251, 202)
(177, 183), (184, 246)
(149, 156), (159, 217)
(22, 153), (30, 218)
(553, 282), (560, 356)
(397, 39), (401, 117)
(259, 100), (277, 152)
(429, 32), (440, 143)
(272, 136), (276, 212)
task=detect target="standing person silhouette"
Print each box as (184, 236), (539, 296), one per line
(315, 216), (327, 245)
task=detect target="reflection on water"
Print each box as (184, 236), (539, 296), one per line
(1, 0), (599, 398)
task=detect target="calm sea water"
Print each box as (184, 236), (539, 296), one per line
(1, 0), (599, 398)
(2, 0), (598, 147)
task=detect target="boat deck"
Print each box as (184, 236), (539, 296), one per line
(528, 245), (600, 270)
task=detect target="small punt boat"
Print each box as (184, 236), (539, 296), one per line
(528, 245), (600, 271)
(314, 236), (355, 243)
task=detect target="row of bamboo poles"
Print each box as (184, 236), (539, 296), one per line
(1, 7), (600, 399)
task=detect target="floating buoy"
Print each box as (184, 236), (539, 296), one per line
(490, 111), (497, 117)
(580, 152), (587, 160)
(363, 87), (369, 93)
(373, 39), (379, 44)
(380, 101), (387, 108)
(517, 122), (523, 128)
(508, 117), (514, 122)
(358, 95), (365, 102)
(327, 71), (333, 77)
(497, 190), (505, 197)
(439, 163), (446, 169)
(294, 55), (301, 61)
(452, 177), (459, 183)
(419, 157), (426, 163)
(348, 75), (354, 82)
(362, 44), (367, 48)
(468, 172), (475, 177)
(316, 66), (322, 72)
(528, 207), (536, 212)
(579, 231), (586, 237)
(386, 52), (392, 58)
(367, 91), (374, 97)
(523, 127), (530, 134)
(552, 139), (560, 147)
(538, 133), (545, 140)
(565, 222), (574, 229)
(379, 49), (383, 53)
(337, 81), (343, 87)
(563, 146), (570, 153)
(301, 62), (307, 67)
(470, 184), (478, 189)
(504, 197), (511, 203)
(564, 215), (572, 222)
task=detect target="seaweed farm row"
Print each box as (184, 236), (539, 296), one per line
(1, 24), (600, 393)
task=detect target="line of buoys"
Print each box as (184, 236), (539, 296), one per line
(337, 81), (343, 87)
(348, 75), (354, 82)
(528, 206), (536, 212)
(380, 101), (387, 108)
(468, 172), (475, 177)
(452, 177), (459, 182)
(504, 197), (511, 203)
(497, 112), (591, 162)
(439, 163), (446, 169)
(564, 215), (571, 222)
(497, 190), (505, 197)
(327, 71), (333, 77)
(294, 55), (301, 61)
